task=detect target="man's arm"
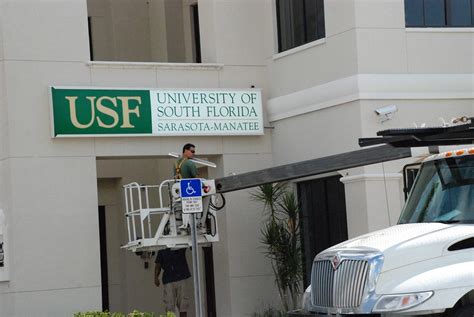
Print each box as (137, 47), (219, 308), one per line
(154, 262), (162, 287)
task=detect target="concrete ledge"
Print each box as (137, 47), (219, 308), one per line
(86, 61), (224, 71)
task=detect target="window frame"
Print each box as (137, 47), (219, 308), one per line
(275, 0), (326, 53)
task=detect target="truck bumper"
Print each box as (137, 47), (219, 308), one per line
(287, 310), (314, 316)
(288, 310), (381, 317)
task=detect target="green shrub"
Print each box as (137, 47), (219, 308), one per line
(74, 310), (156, 317)
(73, 312), (118, 317)
(128, 310), (154, 317)
(251, 307), (288, 317)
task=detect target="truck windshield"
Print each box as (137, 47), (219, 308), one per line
(399, 156), (474, 224)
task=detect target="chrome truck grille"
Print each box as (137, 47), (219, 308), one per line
(311, 259), (369, 308)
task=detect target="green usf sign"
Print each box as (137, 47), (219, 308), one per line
(51, 88), (152, 136)
(50, 87), (263, 137)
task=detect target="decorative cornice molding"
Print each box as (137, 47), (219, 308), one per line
(267, 74), (474, 122)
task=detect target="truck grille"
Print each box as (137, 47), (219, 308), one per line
(311, 259), (369, 308)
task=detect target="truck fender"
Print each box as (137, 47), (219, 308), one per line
(376, 261), (473, 312)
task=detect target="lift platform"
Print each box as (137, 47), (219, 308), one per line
(121, 178), (221, 252)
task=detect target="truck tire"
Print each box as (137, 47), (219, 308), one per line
(447, 304), (474, 317)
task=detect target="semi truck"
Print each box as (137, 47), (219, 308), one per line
(290, 148), (474, 316)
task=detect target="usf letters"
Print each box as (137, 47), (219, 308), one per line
(51, 88), (152, 136)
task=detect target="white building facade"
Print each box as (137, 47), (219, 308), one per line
(0, 0), (472, 316)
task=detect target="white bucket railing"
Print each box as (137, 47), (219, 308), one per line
(122, 179), (219, 252)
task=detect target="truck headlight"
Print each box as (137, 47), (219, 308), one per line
(302, 285), (312, 311)
(373, 291), (433, 312)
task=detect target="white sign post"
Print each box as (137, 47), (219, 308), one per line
(180, 179), (203, 317)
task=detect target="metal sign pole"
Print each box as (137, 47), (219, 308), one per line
(180, 179), (204, 317)
(190, 213), (203, 317)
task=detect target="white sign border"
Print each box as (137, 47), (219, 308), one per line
(49, 86), (264, 138)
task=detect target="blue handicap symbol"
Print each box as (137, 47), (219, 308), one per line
(180, 179), (202, 198)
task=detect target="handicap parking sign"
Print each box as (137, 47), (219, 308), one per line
(180, 179), (203, 214)
(180, 179), (202, 198)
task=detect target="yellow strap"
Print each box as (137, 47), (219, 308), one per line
(175, 158), (187, 179)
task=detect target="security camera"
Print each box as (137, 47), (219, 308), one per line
(375, 105), (398, 123)
(375, 105), (397, 116)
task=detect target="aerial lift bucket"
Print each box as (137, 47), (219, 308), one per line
(121, 178), (221, 252)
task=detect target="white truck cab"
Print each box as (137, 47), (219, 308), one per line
(291, 148), (474, 316)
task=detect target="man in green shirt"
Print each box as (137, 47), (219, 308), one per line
(176, 143), (199, 230)
(174, 143), (198, 179)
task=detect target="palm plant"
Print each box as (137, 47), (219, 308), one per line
(250, 183), (287, 219)
(252, 184), (303, 312)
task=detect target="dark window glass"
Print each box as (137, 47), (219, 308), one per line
(292, 0), (306, 48)
(472, 0), (474, 24)
(88, 17), (94, 61)
(191, 4), (202, 63)
(276, 0), (325, 53)
(405, 0), (425, 26)
(405, 0), (474, 27)
(447, 0), (472, 26)
(277, 0), (292, 52)
(316, 0), (326, 38)
(305, 0), (319, 42)
(425, 0), (446, 26)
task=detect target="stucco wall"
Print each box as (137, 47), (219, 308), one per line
(267, 0), (474, 100)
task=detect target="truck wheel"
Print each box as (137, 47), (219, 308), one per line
(447, 305), (474, 317)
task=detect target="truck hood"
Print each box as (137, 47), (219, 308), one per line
(323, 223), (474, 272)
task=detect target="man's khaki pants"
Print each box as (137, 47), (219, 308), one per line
(163, 279), (190, 315)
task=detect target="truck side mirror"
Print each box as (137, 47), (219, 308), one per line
(403, 163), (421, 201)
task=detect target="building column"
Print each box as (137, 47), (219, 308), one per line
(341, 169), (404, 238)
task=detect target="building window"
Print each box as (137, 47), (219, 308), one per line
(190, 4), (202, 63)
(276, 0), (325, 53)
(405, 0), (474, 27)
(87, 0), (202, 63)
